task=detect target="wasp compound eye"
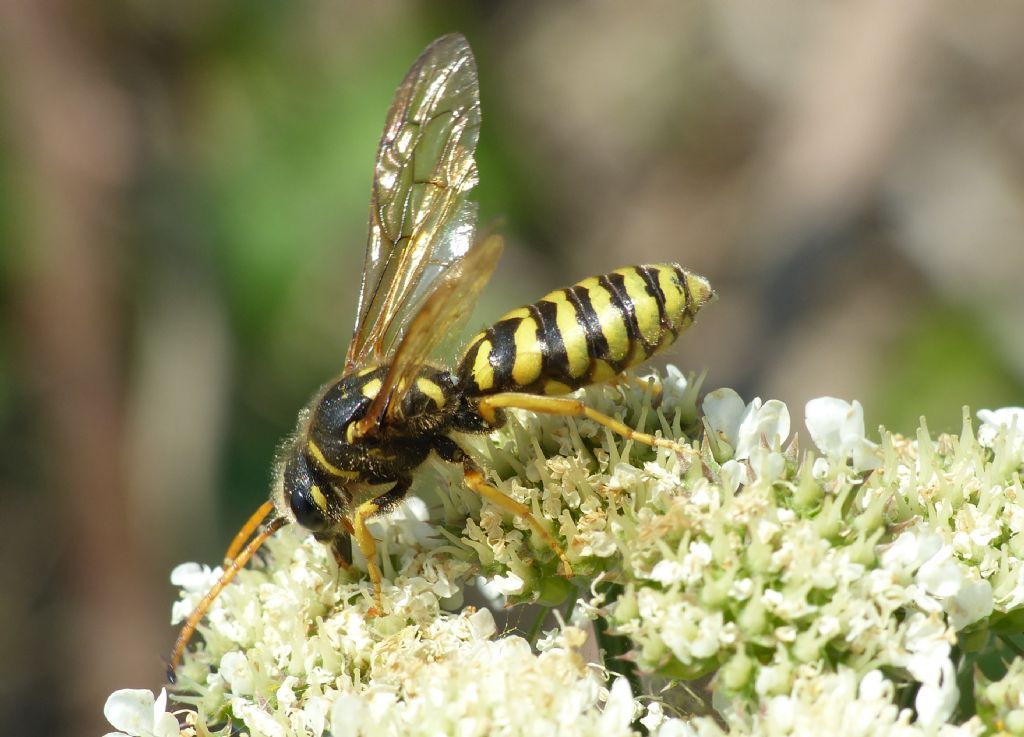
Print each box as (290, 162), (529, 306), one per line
(284, 454), (329, 532)
(291, 485), (330, 532)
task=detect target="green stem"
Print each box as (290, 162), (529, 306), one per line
(999, 633), (1024, 659)
(564, 595), (577, 623)
(526, 605), (551, 646)
(594, 582), (646, 735)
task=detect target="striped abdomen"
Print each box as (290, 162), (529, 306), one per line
(457, 264), (714, 397)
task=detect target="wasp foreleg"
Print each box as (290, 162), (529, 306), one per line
(329, 534), (353, 571)
(352, 477), (413, 617)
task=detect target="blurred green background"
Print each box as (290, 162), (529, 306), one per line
(1, 2), (1023, 735)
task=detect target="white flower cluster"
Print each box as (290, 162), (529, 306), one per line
(600, 389), (1024, 727)
(440, 366), (702, 593)
(660, 667), (984, 737)
(104, 372), (1024, 736)
(108, 521), (643, 737)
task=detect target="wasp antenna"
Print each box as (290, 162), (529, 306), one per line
(223, 500), (276, 563)
(168, 516), (288, 679)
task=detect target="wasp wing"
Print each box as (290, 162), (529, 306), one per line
(345, 33), (481, 374)
(354, 235), (503, 437)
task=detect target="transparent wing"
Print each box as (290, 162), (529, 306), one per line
(354, 235), (504, 437)
(345, 33), (481, 373)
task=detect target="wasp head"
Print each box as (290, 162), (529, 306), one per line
(276, 447), (351, 538)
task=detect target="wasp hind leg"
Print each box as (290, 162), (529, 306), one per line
(351, 477), (412, 617)
(432, 436), (573, 577)
(476, 392), (695, 460)
(609, 373), (662, 396)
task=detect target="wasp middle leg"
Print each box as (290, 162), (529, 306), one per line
(432, 436), (573, 576)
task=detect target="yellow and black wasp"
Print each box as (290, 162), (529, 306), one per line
(170, 33), (714, 675)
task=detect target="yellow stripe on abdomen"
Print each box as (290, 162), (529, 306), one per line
(511, 317), (543, 387)
(457, 263), (714, 397)
(539, 289), (590, 380)
(466, 338), (495, 392)
(577, 276), (630, 363)
(613, 267), (662, 349)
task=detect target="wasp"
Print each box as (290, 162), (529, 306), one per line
(170, 33), (714, 676)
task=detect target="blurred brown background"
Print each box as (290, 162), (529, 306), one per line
(1, 1), (1022, 735)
